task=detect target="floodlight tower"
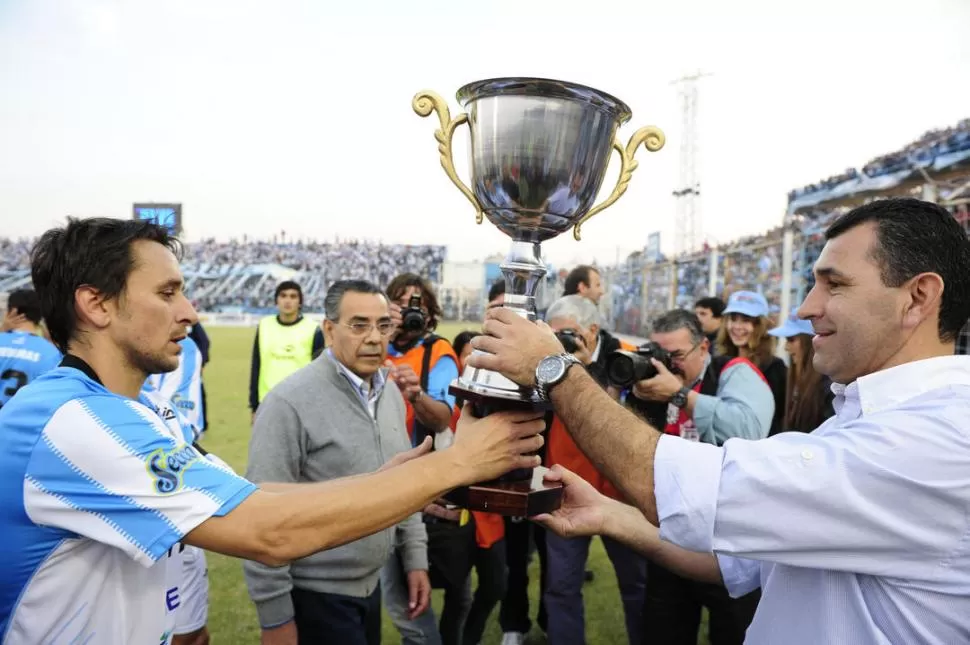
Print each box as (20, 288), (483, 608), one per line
(671, 70), (711, 256)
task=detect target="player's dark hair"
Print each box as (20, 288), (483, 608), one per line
(30, 217), (182, 352)
(7, 289), (43, 325)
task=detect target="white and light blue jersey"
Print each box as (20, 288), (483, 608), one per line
(146, 336), (205, 434)
(0, 356), (256, 645)
(0, 331), (61, 408)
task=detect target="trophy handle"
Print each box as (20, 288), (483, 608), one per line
(413, 91), (485, 225)
(572, 126), (666, 241)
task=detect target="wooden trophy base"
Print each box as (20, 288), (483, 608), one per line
(445, 383), (563, 517)
(443, 466), (563, 517)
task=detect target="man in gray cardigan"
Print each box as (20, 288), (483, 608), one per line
(244, 279), (432, 645)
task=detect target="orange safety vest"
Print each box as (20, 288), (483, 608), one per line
(449, 404), (506, 549)
(544, 337), (638, 503)
(387, 335), (459, 442)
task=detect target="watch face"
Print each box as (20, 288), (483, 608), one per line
(537, 356), (563, 383)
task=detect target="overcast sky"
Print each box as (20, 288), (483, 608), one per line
(1, 0), (968, 268)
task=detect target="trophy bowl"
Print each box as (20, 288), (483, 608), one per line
(414, 77), (664, 515)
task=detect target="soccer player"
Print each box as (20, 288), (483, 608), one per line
(147, 334), (206, 438)
(0, 288), (61, 408)
(0, 217), (545, 644)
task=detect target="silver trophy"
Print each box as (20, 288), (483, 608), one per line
(415, 77), (665, 405)
(414, 77), (665, 515)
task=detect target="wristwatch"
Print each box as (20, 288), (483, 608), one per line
(670, 386), (691, 408)
(535, 353), (582, 401)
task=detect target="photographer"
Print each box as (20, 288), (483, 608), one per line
(543, 295), (647, 645)
(385, 273), (459, 444)
(382, 273), (465, 645)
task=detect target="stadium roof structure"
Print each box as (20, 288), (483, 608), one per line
(786, 119), (970, 217)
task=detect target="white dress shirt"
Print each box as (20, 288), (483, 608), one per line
(654, 355), (970, 644)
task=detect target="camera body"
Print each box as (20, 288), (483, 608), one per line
(605, 341), (675, 389)
(554, 329), (583, 355)
(400, 294), (427, 332)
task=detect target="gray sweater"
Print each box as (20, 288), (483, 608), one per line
(242, 353), (428, 629)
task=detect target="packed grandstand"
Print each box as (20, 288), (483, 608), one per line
(1, 117), (968, 333)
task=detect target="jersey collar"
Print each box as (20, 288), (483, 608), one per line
(60, 354), (103, 385)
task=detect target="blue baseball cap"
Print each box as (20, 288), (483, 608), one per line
(768, 310), (815, 338)
(722, 290), (769, 319)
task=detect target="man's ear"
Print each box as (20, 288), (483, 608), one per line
(587, 323), (600, 338)
(902, 272), (945, 333)
(322, 318), (335, 346)
(74, 285), (111, 332)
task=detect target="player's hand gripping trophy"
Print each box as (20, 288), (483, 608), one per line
(414, 77), (664, 515)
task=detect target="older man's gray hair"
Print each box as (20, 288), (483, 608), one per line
(545, 294), (602, 329)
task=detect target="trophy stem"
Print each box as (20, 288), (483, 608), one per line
(500, 240), (547, 321)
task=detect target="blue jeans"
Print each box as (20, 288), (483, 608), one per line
(544, 532), (647, 645)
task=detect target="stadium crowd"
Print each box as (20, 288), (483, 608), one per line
(788, 116), (970, 201)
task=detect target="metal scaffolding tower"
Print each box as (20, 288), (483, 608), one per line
(671, 71), (710, 256)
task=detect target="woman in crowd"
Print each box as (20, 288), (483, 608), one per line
(768, 312), (835, 433)
(716, 290), (788, 436)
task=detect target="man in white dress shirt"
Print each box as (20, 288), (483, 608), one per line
(468, 197), (970, 644)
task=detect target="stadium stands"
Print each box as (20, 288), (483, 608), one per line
(0, 238), (446, 315)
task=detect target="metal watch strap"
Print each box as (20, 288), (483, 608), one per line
(537, 353), (581, 401)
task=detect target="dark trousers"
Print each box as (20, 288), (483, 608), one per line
(499, 517), (547, 634)
(641, 562), (760, 645)
(545, 532), (646, 645)
(292, 585), (381, 645)
(426, 519), (477, 645)
(463, 537), (508, 645)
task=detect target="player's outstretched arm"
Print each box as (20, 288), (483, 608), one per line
(184, 406), (544, 566)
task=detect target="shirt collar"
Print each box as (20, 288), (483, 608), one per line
(590, 335), (602, 363)
(832, 355), (970, 416)
(326, 349), (387, 399)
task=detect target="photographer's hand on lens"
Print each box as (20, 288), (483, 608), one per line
(451, 403), (546, 483)
(468, 307), (564, 386)
(632, 358), (684, 402)
(388, 302), (403, 334)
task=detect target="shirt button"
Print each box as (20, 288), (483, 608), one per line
(801, 449), (814, 461)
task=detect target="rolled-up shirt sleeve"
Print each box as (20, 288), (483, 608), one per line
(653, 406), (970, 582)
(716, 553), (762, 598)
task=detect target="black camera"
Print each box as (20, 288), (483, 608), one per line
(555, 329), (583, 354)
(400, 294), (427, 332)
(605, 341), (675, 389)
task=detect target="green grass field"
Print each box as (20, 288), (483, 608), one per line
(200, 324), (709, 644)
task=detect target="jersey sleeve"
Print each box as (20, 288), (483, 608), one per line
(23, 395), (257, 568)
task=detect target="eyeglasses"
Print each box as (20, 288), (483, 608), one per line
(669, 342), (700, 362)
(340, 321), (396, 337)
